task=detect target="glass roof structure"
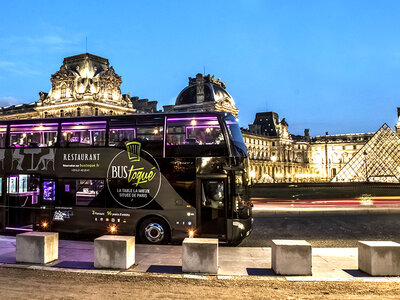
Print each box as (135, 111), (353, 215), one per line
(332, 124), (400, 183)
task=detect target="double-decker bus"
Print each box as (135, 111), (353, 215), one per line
(0, 112), (252, 244)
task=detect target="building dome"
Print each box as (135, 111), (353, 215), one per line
(176, 77), (235, 107)
(163, 73), (239, 117)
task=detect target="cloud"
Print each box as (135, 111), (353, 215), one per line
(0, 96), (25, 107)
(0, 60), (41, 76)
(0, 33), (84, 54)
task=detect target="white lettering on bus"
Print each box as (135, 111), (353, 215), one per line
(111, 166), (128, 178)
(63, 153), (100, 161)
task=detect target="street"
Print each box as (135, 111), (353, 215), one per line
(240, 211), (400, 247)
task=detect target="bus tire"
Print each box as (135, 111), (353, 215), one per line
(138, 217), (170, 245)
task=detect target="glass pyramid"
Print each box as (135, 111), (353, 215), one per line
(332, 124), (400, 183)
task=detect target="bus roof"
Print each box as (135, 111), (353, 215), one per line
(0, 111), (235, 125)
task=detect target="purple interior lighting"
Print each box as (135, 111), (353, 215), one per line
(43, 180), (56, 201)
(11, 131), (57, 134)
(11, 123), (58, 127)
(62, 121), (107, 126)
(167, 117), (218, 121)
(62, 129), (106, 133)
(186, 126), (220, 129)
(110, 128), (136, 131)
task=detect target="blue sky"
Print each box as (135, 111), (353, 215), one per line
(1, 1), (400, 136)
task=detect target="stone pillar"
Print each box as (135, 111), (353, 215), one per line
(182, 238), (218, 274)
(358, 241), (400, 276)
(272, 240), (312, 275)
(16, 232), (59, 264)
(94, 235), (135, 269)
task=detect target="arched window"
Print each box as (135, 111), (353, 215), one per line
(60, 110), (64, 117)
(61, 84), (66, 98)
(77, 107), (81, 117)
(94, 108), (99, 116)
(109, 110), (113, 115)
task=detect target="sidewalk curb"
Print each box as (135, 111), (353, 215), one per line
(2, 263), (400, 283)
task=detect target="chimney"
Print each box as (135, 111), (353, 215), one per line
(196, 73), (205, 103)
(304, 128), (309, 137)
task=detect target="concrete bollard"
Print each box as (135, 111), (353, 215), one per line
(94, 235), (135, 269)
(271, 240), (312, 275)
(16, 232), (58, 264)
(358, 241), (400, 276)
(182, 238), (218, 274)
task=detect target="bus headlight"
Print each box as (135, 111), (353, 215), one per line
(233, 221), (245, 230)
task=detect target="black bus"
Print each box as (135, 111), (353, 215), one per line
(0, 112), (252, 244)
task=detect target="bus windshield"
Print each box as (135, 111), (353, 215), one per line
(224, 114), (247, 157)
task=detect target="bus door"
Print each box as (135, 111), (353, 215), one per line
(196, 176), (227, 239)
(5, 174), (40, 230)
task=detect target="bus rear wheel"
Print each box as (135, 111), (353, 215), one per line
(138, 217), (170, 244)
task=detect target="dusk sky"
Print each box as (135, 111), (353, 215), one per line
(1, 1), (400, 136)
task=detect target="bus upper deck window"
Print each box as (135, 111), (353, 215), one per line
(109, 127), (136, 147)
(136, 126), (163, 141)
(61, 121), (106, 147)
(9, 123), (58, 148)
(166, 116), (224, 146)
(0, 125), (6, 148)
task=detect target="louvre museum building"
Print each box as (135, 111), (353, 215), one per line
(2, 53), (400, 184)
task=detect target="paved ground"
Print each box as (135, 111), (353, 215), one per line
(1, 235), (400, 281)
(239, 210), (400, 248)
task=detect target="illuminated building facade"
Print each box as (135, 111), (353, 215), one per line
(332, 124), (400, 183)
(310, 132), (374, 180)
(166, 73), (387, 183)
(0, 53), (158, 120)
(242, 113), (314, 183)
(243, 113), (375, 183)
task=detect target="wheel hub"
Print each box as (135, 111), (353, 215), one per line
(144, 222), (165, 243)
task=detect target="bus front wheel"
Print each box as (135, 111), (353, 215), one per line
(138, 217), (170, 244)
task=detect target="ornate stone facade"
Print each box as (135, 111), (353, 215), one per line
(243, 113), (314, 183)
(0, 53), (158, 120)
(36, 53), (134, 118)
